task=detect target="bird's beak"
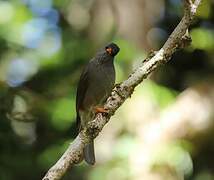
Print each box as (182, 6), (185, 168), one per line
(106, 47), (113, 55)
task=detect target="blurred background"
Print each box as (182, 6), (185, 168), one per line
(0, 0), (214, 180)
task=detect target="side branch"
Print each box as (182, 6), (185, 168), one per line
(42, 1), (202, 179)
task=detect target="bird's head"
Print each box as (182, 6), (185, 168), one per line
(105, 43), (120, 57)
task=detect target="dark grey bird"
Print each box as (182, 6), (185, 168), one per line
(76, 43), (120, 165)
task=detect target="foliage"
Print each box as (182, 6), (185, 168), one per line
(0, 0), (213, 180)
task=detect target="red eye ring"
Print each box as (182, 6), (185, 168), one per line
(106, 47), (113, 55)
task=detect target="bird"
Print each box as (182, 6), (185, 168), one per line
(76, 42), (120, 165)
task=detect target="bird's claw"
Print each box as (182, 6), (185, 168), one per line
(94, 107), (109, 114)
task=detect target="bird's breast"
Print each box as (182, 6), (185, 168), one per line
(83, 62), (115, 109)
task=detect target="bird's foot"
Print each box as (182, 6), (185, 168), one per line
(94, 107), (109, 114)
(113, 83), (121, 89)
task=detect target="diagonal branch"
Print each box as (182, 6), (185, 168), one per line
(42, 0), (202, 179)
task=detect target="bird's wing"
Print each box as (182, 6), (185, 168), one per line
(76, 64), (90, 131)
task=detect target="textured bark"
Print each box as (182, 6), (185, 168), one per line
(42, 1), (202, 179)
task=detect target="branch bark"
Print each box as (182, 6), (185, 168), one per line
(42, 1), (202, 179)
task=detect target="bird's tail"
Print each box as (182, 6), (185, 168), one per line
(83, 140), (95, 165)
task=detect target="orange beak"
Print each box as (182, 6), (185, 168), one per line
(106, 47), (113, 55)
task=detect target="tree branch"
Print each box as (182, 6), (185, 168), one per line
(42, 0), (202, 179)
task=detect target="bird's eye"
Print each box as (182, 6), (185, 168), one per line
(105, 47), (113, 55)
